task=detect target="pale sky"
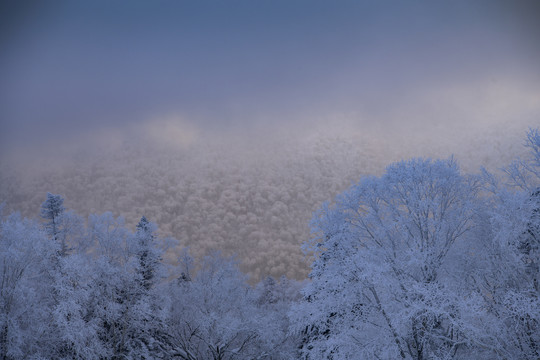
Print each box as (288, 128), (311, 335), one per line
(1, 0), (539, 152)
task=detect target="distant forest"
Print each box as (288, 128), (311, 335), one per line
(1, 128), (539, 359)
(0, 122), (529, 281)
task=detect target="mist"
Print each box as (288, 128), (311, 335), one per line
(1, 0), (539, 279)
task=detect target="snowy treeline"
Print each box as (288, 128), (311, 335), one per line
(1, 128), (539, 359)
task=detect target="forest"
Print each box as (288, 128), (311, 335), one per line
(1, 128), (539, 359)
(0, 121), (527, 281)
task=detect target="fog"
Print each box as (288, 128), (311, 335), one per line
(1, 0), (539, 279)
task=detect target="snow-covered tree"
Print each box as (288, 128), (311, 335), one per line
(40, 193), (67, 255)
(290, 158), (488, 359)
(522, 188), (540, 293)
(74, 212), (142, 358)
(257, 276), (279, 305)
(114, 216), (171, 358)
(508, 129), (540, 294)
(504, 128), (540, 191)
(48, 254), (106, 360)
(168, 252), (291, 359)
(0, 213), (56, 359)
(87, 212), (131, 264)
(478, 128), (540, 359)
(134, 216), (162, 292)
(40, 193), (84, 258)
(254, 275), (303, 358)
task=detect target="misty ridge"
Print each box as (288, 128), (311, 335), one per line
(0, 120), (531, 280)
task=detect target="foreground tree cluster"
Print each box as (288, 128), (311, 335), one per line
(291, 129), (540, 359)
(1, 196), (302, 359)
(1, 129), (540, 359)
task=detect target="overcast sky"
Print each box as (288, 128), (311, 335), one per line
(1, 0), (539, 153)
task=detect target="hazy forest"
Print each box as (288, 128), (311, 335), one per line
(1, 127), (539, 359)
(0, 121), (529, 281)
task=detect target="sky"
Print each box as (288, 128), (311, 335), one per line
(1, 0), (539, 152)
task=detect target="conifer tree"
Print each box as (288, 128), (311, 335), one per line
(40, 193), (67, 256)
(135, 216), (161, 291)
